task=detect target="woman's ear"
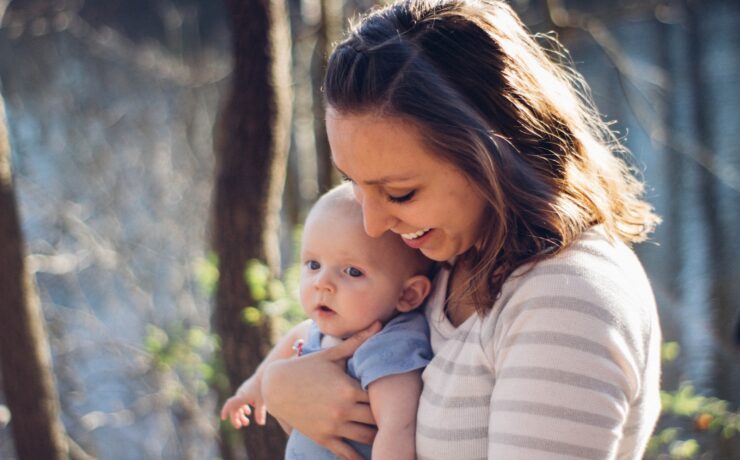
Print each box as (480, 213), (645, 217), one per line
(397, 275), (432, 312)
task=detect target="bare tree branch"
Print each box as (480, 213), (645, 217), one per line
(1, 5), (230, 87)
(545, 0), (739, 193)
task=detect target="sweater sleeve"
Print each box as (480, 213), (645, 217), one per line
(482, 250), (656, 459)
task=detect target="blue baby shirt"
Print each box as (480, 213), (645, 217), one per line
(284, 310), (432, 460)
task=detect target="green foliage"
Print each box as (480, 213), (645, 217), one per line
(193, 253), (219, 297)
(144, 324), (220, 399)
(241, 305), (263, 325)
(245, 259), (271, 302)
(646, 342), (740, 459)
(239, 258), (306, 333)
(192, 248), (306, 334)
(186, 248), (307, 424)
(661, 341), (681, 362)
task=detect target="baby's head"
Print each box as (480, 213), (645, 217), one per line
(299, 184), (433, 338)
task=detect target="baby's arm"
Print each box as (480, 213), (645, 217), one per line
(220, 319), (312, 431)
(367, 369), (423, 460)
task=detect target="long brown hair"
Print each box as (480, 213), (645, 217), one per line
(324, 0), (660, 311)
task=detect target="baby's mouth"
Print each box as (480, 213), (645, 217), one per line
(318, 305), (335, 314)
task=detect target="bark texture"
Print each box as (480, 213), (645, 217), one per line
(0, 94), (68, 459)
(213, 0), (292, 457)
(312, 0), (342, 193)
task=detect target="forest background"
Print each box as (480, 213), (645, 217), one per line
(0, 0), (738, 459)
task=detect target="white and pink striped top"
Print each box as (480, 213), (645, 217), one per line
(416, 226), (662, 460)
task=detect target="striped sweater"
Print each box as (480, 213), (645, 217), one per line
(416, 226), (661, 459)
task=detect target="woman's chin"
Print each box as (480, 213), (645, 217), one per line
(420, 240), (472, 262)
(419, 246), (453, 262)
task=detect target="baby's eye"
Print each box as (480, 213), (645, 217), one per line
(306, 260), (320, 270)
(344, 267), (363, 277)
(340, 173), (354, 183)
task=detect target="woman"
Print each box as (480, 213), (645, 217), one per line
(263, 0), (662, 458)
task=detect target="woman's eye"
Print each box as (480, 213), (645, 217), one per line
(345, 267), (363, 277)
(306, 260), (320, 270)
(387, 190), (415, 203)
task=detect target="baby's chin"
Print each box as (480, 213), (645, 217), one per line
(318, 327), (355, 342)
(312, 312), (350, 339)
(315, 322), (367, 341)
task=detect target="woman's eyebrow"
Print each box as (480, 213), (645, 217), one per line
(332, 163), (414, 185)
(363, 175), (414, 185)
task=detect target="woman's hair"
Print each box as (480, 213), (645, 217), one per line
(324, 0), (660, 312)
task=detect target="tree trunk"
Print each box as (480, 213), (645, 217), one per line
(658, 19), (683, 299)
(0, 95), (68, 458)
(312, 0), (342, 193)
(213, 0), (292, 458)
(687, 0), (732, 386)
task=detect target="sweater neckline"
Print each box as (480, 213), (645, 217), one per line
(427, 262), (478, 339)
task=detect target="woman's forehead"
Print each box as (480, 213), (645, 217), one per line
(327, 112), (434, 178)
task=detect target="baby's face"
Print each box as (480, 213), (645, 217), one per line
(299, 204), (418, 338)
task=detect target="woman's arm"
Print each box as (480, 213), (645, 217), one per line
(367, 370), (422, 460)
(262, 322), (382, 460)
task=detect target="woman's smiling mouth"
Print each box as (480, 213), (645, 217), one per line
(401, 228), (431, 240)
(400, 228), (433, 249)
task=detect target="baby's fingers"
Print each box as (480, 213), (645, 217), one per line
(220, 399), (234, 420)
(229, 404), (252, 429)
(239, 406), (251, 428)
(220, 396), (245, 420)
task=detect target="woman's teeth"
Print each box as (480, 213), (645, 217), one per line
(401, 228), (431, 240)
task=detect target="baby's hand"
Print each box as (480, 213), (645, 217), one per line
(220, 377), (266, 429)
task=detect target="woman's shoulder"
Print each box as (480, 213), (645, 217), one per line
(507, 225), (652, 301)
(478, 226), (661, 403)
(483, 225), (659, 357)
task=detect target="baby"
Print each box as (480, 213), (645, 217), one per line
(220, 184), (433, 460)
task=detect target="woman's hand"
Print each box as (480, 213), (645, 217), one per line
(262, 322), (381, 460)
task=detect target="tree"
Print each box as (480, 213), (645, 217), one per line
(212, 0), (292, 458)
(0, 95), (69, 458)
(312, 0), (343, 194)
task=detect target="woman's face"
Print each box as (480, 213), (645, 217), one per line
(326, 109), (488, 262)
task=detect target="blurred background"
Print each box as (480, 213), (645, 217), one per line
(0, 0), (737, 459)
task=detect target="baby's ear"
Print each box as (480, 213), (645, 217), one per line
(397, 275), (432, 312)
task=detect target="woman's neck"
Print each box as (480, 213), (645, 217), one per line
(445, 259), (477, 327)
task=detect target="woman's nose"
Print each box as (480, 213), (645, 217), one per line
(358, 194), (396, 238)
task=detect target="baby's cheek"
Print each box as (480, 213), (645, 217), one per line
(297, 280), (312, 304)
(341, 281), (369, 300)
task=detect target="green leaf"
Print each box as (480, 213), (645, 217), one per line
(661, 341), (681, 362)
(668, 438), (699, 459)
(144, 325), (169, 354)
(187, 327), (207, 348)
(193, 253), (219, 296)
(244, 259), (270, 301)
(242, 306), (263, 325)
